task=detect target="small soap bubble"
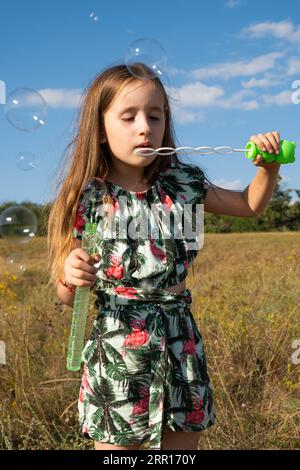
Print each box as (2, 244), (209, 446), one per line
(16, 151), (40, 171)
(6, 253), (27, 274)
(0, 205), (38, 243)
(89, 12), (99, 22)
(83, 177), (108, 200)
(4, 88), (47, 132)
(125, 38), (167, 80)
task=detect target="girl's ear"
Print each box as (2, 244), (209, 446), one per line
(100, 132), (107, 144)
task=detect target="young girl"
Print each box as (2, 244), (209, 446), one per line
(47, 63), (281, 451)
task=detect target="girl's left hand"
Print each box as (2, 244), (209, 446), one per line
(249, 131), (281, 168)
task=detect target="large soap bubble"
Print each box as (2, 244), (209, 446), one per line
(125, 38), (167, 80)
(4, 88), (47, 132)
(0, 205), (38, 243)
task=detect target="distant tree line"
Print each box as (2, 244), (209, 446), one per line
(205, 175), (300, 233)
(0, 175), (299, 237)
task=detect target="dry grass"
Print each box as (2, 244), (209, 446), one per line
(0, 233), (299, 450)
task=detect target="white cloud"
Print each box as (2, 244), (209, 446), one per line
(172, 83), (259, 112)
(190, 52), (285, 80)
(242, 76), (282, 88)
(287, 57), (300, 75)
(38, 88), (83, 108)
(219, 89), (258, 110)
(262, 90), (295, 106)
(212, 178), (243, 190)
(242, 20), (300, 43)
(166, 66), (187, 77)
(172, 107), (205, 124)
(174, 82), (224, 107)
(226, 0), (241, 8)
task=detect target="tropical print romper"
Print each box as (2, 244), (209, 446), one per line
(72, 160), (216, 449)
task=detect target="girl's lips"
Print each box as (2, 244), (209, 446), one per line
(134, 144), (152, 148)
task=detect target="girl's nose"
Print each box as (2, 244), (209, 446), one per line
(138, 116), (152, 134)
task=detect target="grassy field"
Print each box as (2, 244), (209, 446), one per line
(0, 232), (299, 450)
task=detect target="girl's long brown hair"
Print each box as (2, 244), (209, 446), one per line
(46, 63), (206, 287)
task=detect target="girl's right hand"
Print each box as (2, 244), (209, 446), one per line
(64, 248), (101, 288)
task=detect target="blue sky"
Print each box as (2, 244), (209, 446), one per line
(0, 0), (300, 205)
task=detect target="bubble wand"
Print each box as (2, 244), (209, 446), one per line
(66, 178), (107, 372)
(134, 139), (296, 164)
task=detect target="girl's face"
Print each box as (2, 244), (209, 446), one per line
(101, 80), (166, 170)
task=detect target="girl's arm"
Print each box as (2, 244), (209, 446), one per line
(204, 162), (280, 217)
(242, 162), (280, 216)
(204, 131), (281, 217)
(57, 282), (75, 308)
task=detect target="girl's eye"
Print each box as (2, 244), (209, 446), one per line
(122, 116), (160, 121)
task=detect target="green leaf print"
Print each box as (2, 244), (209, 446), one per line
(148, 388), (164, 409)
(124, 348), (152, 376)
(110, 409), (132, 432)
(104, 329), (127, 341)
(127, 377), (151, 402)
(174, 380), (193, 407)
(106, 412), (119, 435)
(106, 362), (127, 381)
(88, 427), (106, 442)
(110, 398), (132, 409)
(119, 309), (147, 329)
(82, 340), (98, 364)
(98, 376), (118, 402)
(114, 431), (139, 446)
(96, 340), (110, 367)
(164, 173), (182, 195)
(91, 407), (104, 426)
(103, 341), (125, 363)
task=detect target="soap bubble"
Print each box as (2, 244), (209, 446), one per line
(0, 206), (38, 243)
(83, 177), (108, 201)
(125, 38), (167, 80)
(89, 12), (99, 22)
(16, 151), (40, 171)
(6, 253), (27, 274)
(4, 88), (47, 132)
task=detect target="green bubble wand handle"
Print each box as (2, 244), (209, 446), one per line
(66, 177), (107, 372)
(244, 139), (296, 164)
(66, 222), (98, 372)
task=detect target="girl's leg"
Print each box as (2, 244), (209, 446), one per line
(161, 427), (200, 450)
(94, 441), (141, 450)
